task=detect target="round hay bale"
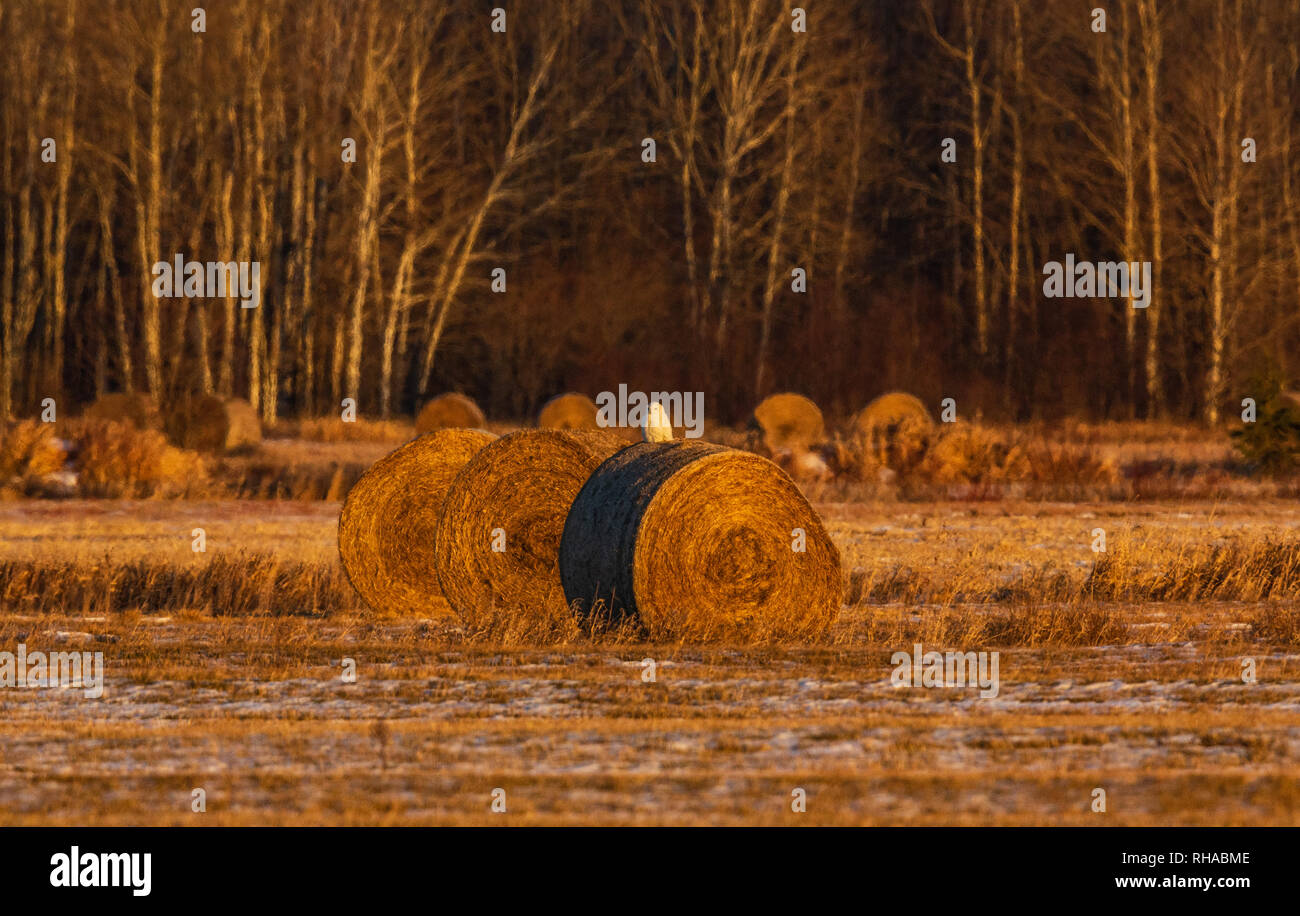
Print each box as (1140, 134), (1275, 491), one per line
(171, 395), (262, 453)
(850, 392), (933, 476)
(537, 392), (599, 430)
(434, 429), (624, 624)
(83, 392), (162, 431)
(753, 393), (825, 452)
(338, 428), (496, 615)
(853, 391), (933, 436)
(560, 441), (842, 640)
(415, 392), (486, 434)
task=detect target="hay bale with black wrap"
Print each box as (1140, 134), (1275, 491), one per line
(338, 428), (496, 615)
(434, 428), (624, 625)
(560, 441), (842, 640)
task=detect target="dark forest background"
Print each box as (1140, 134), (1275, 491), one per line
(0, 0), (1297, 426)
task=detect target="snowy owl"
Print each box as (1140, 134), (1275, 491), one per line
(642, 401), (673, 442)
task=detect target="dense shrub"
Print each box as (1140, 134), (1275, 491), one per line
(75, 420), (207, 497)
(1231, 371), (1300, 475)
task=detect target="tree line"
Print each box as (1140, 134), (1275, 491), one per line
(1, 0), (1297, 425)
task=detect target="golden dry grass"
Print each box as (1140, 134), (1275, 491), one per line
(0, 420), (65, 495)
(3, 416), (1290, 504)
(1, 485), (1298, 826)
(274, 416), (415, 443)
(74, 420), (208, 498)
(0, 607), (1296, 826)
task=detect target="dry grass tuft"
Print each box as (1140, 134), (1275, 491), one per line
(1019, 439), (1120, 498)
(338, 428), (496, 615)
(435, 429), (624, 627)
(0, 420), (66, 495)
(919, 422), (1027, 493)
(74, 420), (207, 498)
(1084, 539), (1300, 602)
(854, 602), (1128, 647)
(448, 594), (645, 646)
(0, 551), (357, 616)
(1249, 604), (1300, 646)
(561, 441), (842, 641)
(835, 418), (1124, 500)
(276, 416), (414, 443)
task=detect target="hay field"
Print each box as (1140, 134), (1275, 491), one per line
(1, 494), (1297, 826)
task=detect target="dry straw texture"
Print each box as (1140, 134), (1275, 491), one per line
(560, 441), (842, 641)
(338, 428), (495, 615)
(435, 428), (624, 625)
(415, 392), (486, 433)
(170, 395), (262, 453)
(753, 392), (825, 451)
(538, 392), (599, 430)
(83, 392), (163, 430)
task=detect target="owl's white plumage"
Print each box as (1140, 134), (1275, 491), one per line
(642, 401), (673, 442)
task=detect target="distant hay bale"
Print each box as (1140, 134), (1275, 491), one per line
(560, 441), (842, 640)
(853, 391), (933, 436)
(538, 392), (599, 430)
(171, 395), (261, 453)
(434, 429), (624, 624)
(851, 392), (934, 476)
(415, 393), (486, 434)
(338, 428), (496, 615)
(753, 393), (825, 452)
(83, 392), (162, 431)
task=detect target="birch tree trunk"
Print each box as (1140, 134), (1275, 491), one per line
(49, 0), (77, 401)
(1138, 0), (1164, 415)
(754, 43), (802, 398)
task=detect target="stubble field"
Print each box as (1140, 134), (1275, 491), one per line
(2, 487), (1297, 826)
